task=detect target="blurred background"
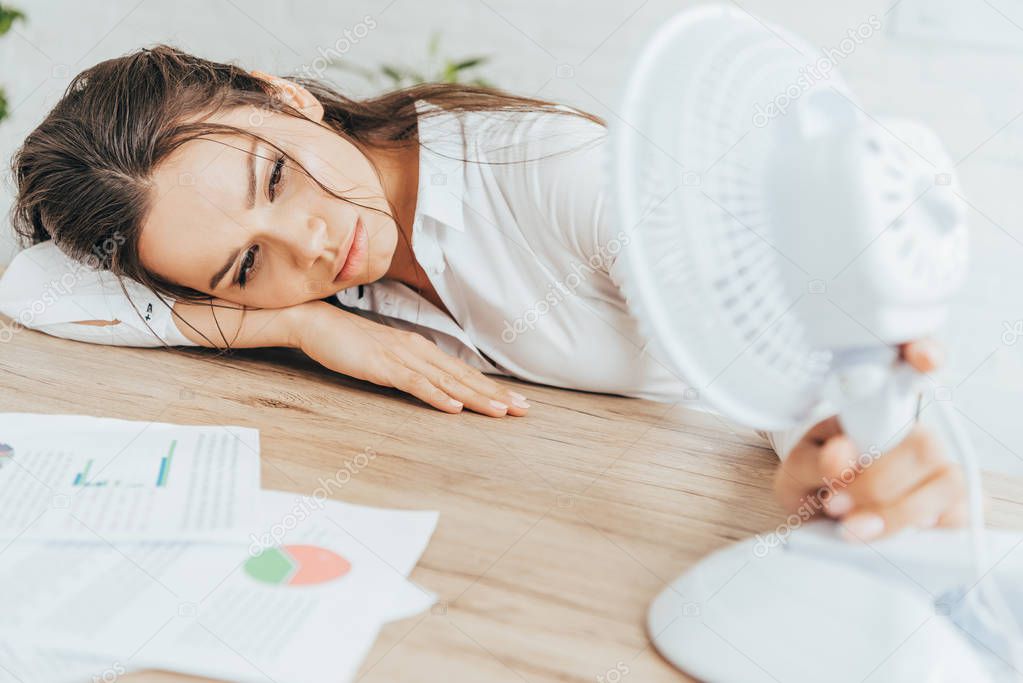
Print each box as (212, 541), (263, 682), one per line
(2, 0), (1022, 473)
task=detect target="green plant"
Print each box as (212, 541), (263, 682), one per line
(0, 4), (26, 123)
(332, 31), (494, 90)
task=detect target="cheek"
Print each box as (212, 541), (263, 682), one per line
(300, 139), (379, 200)
(298, 155), (383, 230)
(291, 138), (395, 279)
(364, 210), (399, 274)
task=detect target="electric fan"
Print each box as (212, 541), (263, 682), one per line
(611, 5), (1021, 681)
(613, 5), (966, 451)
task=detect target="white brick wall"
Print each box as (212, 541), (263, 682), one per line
(3, 0), (1023, 472)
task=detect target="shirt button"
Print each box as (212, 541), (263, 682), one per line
(428, 263), (445, 275)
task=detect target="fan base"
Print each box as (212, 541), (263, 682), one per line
(647, 522), (1017, 682)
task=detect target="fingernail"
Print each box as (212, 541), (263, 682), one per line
(842, 513), (885, 541)
(509, 396), (530, 409)
(825, 492), (853, 517)
(449, 399), (463, 410)
(490, 400), (508, 412)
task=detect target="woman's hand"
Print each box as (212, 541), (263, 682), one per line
(296, 301), (530, 417)
(773, 341), (971, 541)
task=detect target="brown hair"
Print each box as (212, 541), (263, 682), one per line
(9, 44), (603, 345)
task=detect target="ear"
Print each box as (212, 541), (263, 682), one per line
(251, 69), (325, 123)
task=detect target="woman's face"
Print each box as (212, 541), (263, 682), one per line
(138, 98), (399, 308)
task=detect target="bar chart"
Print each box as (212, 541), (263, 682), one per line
(71, 439), (177, 488)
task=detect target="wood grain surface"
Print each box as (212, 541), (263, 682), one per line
(2, 312), (1022, 683)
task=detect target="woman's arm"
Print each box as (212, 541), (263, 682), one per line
(174, 298), (529, 417)
(1, 241), (527, 416)
(172, 298), (304, 348)
(0, 241), (191, 346)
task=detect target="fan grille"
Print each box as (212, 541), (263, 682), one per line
(614, 6), (833, 429)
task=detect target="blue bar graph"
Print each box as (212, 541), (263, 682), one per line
(156, 440), (176, 487)
(70, 439), (178, 488)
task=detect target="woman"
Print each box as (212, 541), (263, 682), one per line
(1, 46), (966, 540)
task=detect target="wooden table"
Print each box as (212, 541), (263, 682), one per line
(3, 317), (1023, 682)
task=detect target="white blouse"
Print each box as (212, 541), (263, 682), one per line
(0, 100), (813, 457)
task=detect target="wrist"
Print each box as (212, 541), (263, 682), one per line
(285, 300), (332, 350)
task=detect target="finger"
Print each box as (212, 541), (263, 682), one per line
(462, 373), (530, 416)
(900, 340), (943, 373)
(777, 417), (845, 504)
(836, 428), (945, 510)
(773, 417), (847, 511)
(436, 360), (528, 416)
(812, 434), (879, 516)
(407, 339), (530, 416)
(427, 368), (512, 417)
(428, 349), (529, 413)
(774, 439), (834, 498)
(392, 348), (512, 418)
(804, 415), (843, 445)
(386, 365), (464, 414)
(840, 465), (965, 541)
(781, 432), (859, 493)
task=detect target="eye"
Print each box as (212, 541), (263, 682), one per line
(238, 245), (259, 288)
(268, 154), (285, 201)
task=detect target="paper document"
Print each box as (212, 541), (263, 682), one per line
(0, 490), (439, 683)
(0, 413), (261, 541)
(0, 643), (135, 683)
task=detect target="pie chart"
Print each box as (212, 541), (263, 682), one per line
(244, 544), (351, 586)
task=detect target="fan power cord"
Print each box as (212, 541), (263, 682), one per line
(935, 398), (1023, 675)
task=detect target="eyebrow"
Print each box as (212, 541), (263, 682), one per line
(245, 136), (258, 210)
(209, 246), (241, 290)
(209, 137), (260, 290)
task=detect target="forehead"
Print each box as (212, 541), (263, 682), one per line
(143, 105), (322, 232)
(139, 129), (257, 287)
(145, 104), (293, 220)
(147, 132), (253, 230)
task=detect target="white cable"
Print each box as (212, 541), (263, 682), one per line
(934, 398), (1023, 678)
(934, 399), (990, 576)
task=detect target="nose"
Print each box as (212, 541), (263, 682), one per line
(278, 214), (329, 270)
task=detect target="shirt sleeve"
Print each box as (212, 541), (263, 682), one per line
(0, 240), (197, 347)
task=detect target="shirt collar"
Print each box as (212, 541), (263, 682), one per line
(413, 99), (467, 233)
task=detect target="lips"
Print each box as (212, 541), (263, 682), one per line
(332, 216), (367, 284)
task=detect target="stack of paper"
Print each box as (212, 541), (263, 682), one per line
(0, 413), (439, 683)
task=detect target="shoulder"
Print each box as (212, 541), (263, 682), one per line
(4, 239), (71, 269)
(414, 99), (614, 262)
(473, 106), (606, 165)
(1, 240), (75, 295)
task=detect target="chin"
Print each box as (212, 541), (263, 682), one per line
(361, 255), (389, 285)
(329, 264), (376, 296)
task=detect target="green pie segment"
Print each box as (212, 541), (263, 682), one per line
(244, 544), (351, 586)
(245, 547), (296, 584)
